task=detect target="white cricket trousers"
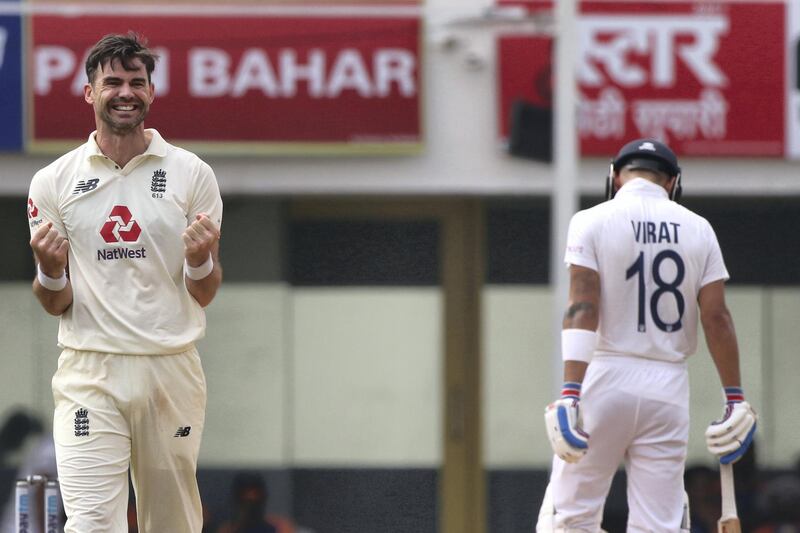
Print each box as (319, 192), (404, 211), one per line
(541, 355), (689, 533)
(51, 347), (206, 533)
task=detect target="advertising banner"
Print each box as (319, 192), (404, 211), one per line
(31, 11), (422, 154)
(0, 4), (22, 151)
(499, 1), (790, 157)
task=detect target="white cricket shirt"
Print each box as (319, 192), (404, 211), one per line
(564, 178), (729, 363)
(28, 129), (223, 355)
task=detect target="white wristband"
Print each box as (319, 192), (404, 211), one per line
(184, 255), (214, 280)
(37, 264), (67, 291)
(561, 329), (597, 363)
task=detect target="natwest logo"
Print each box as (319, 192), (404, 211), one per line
(100, 205), (141, 243)
(27, 198), (39, 218)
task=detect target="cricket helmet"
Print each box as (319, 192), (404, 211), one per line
(606, 138), (682, 201)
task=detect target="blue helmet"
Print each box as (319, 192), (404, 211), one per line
(613, 138), (681, 177)
(606, 138), (682, 202)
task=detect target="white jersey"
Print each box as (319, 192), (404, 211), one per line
(564, 178), (728, 363)
(28, 129), (223, 355)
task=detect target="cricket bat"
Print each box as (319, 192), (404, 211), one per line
(718, 463), (741, 533)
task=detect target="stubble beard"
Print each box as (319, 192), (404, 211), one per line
(100, 101), (149, 135)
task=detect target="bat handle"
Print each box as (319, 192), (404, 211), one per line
(720, 463), (738, 518)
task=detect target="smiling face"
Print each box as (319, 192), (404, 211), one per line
(84, 57), (154, 135)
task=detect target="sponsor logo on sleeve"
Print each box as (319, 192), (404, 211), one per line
(27, 198), (44, 229)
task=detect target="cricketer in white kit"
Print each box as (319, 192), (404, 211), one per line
(536, 139), (757, 533)
(27, 33), (222, 533)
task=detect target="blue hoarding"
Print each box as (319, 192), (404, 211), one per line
(0, 7), (21, 151)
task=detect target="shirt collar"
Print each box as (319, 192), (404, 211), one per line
(614, 177), (669, 200)
(85, 128), (167, 161)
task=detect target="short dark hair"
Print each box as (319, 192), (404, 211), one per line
(85, 32), (158, 84)
(232, 472), (267, 495)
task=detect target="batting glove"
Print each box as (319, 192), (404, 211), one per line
(705, 387), (757, 465)
(544, 382), (589, 464)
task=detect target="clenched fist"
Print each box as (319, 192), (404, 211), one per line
(183, 213), (220, 266)
(30, 222), (69, 276)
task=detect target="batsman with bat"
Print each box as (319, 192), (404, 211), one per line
(536, 139), (757, 532)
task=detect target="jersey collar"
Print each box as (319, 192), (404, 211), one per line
(615, 177), (669, 200)
(143, 129), (168, 158)
(84, 128), (168, 161)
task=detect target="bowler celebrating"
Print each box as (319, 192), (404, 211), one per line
(27, 33), (222, 532)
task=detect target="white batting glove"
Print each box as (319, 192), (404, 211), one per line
(544, 382), (589, 464)
(705, 387), (757, 465)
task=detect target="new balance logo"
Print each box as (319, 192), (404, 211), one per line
(72, 178), (100, 195)
(74, 408), (89, 437)
(174, 426), (192, 438)
(151, 169), (167, 194)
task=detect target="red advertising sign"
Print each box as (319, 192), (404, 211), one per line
(31, 12), (421, 154)
(499, 1), (788, 157)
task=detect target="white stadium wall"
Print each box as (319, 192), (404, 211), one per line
(1, 282), (798, 469)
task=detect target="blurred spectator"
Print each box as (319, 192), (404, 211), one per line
(684, 444), (761, 533)
(0, 409), (43, 468)
(128, 494), (216, 532)
(203, 503), (218, 533)
(0, 412), (63, 533)
(733, 443), (761, 532)
(753, 475), (800, 533)
(684, 465), (719, 533)
(216, 472), (296, 533)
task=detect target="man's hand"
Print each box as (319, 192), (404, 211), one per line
(30, 222), (69, 276)
(183, 213), (220, 266)
(706, 395), (756, 465)
(30, 221), (73, 315)
(182, 213), (222, 307)
(544, 383), (589, 463)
